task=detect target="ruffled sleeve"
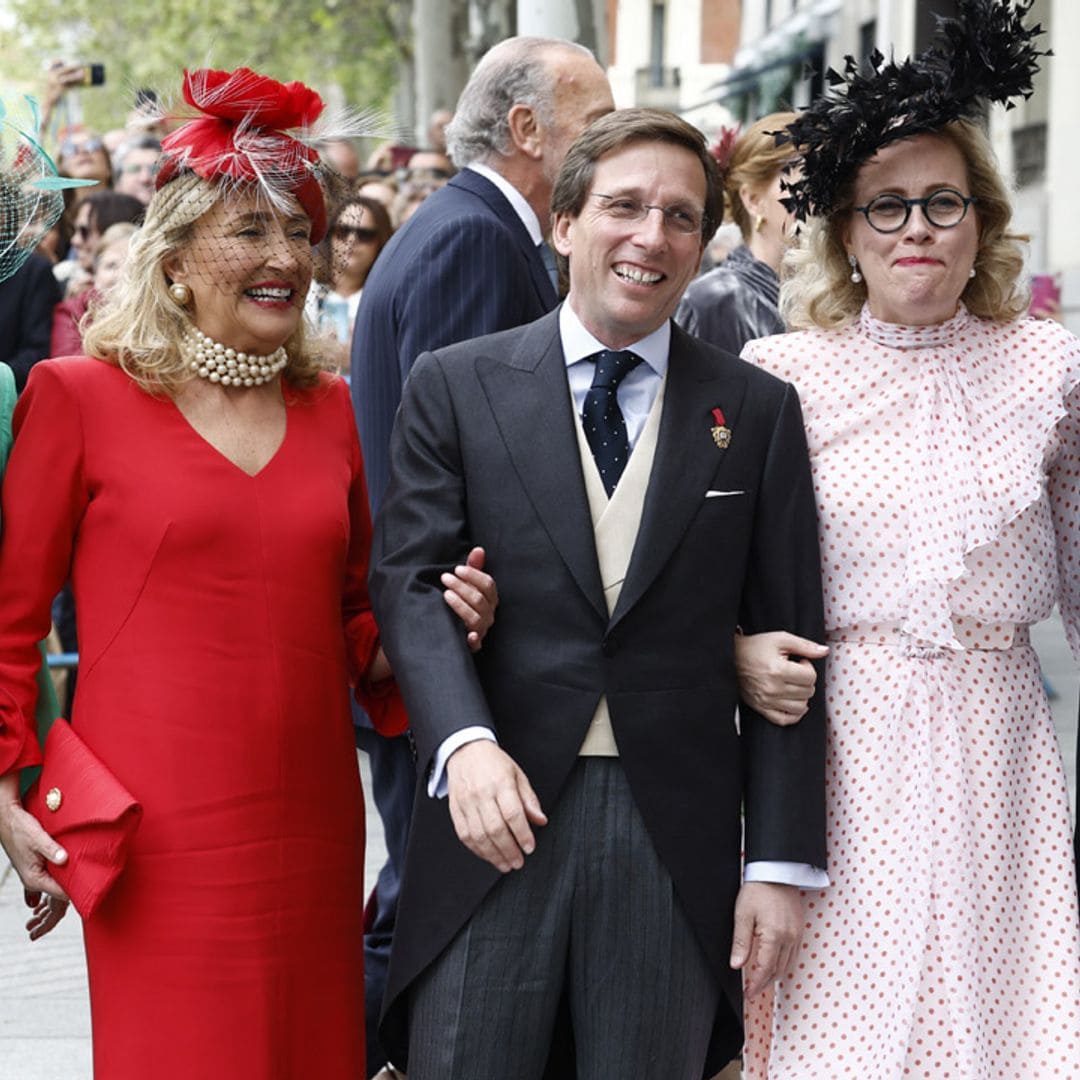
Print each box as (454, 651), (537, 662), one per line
(338, 380), (408, 736)
(0, 361), (90, 775)
(895, 313), (1080, 645)
(744, 310), (1080, 646)
(1047, 329), (1080, 658)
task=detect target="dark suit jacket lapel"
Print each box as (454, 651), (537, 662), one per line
(611, 325), (748, 626)
(476, 309), (606, 620)
(451, 170), (558, 311)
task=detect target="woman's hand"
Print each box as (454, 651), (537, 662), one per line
(26, 892), (70, 940)
(368, 546), (499, 683)
(0, 774), (70, 937)
(42, 61), (81, 111)
(39, 61), (85, 137)
(735, 631), (828, 726)
(442, 546), (499, 652)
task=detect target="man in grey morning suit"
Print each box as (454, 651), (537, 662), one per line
(348, 37), (613, 1075)
(371, 109), (829, 1079)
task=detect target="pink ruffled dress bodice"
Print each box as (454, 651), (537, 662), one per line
(745, 305), (1080, 651)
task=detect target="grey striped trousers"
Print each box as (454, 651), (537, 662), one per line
(408, 757), (720, 1079)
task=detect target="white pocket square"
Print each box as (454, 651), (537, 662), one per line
(705, 490), (745, 498)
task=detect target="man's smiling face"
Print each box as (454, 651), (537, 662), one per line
(553, 139), (706, 350)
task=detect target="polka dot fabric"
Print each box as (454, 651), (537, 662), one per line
(582, 349), (644, 496)
(740, 304), (1080, 1078)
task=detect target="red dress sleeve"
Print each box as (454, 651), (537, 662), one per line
(0, 361), (89, 774)
(337, 379), (408, 736)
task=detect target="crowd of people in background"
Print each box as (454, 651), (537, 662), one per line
(1, 61), (463, 403)
(10, 52), (1062, 416)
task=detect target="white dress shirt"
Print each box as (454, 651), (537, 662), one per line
(467, 162), (543, 244)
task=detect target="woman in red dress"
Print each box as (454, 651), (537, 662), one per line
(0, 67), (495, 1078)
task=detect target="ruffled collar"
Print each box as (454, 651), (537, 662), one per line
(859, 302), (972, 349)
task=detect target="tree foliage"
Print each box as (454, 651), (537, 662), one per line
(1, 0), (412, 137)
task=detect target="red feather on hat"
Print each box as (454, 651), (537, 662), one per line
(158, 67), (329, 242)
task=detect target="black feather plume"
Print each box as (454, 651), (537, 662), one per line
(778, 0), (1049, 220)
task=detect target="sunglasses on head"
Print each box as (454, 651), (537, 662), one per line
(333, 224), (378, 242)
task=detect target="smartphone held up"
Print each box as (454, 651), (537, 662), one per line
(49, 59), (106, 89)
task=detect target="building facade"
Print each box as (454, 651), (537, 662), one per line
(606, 0), (741, 136)
(413, 1), (1077, 327)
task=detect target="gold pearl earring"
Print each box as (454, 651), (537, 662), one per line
(848, 254), (862, 284)
(169, 282), (192, 307)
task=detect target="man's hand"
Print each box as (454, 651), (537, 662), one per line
(441, 546), (499, 653)
(446, 740), (546, 872)
(729, 881), (804, 997)
(735, 631), (828, 726)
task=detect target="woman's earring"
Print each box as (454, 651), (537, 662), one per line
(968, 267), (976, 279)
(848, 254), (862, 284)
(169, 282), (192, 307)
(754, 213), (765, 233)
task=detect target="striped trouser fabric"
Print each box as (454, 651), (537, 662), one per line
(408, 757), (719, 1080)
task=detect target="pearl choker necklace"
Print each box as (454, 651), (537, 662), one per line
(180, 326), (288, 387)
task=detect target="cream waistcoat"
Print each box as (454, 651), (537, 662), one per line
(574, 376), (667, 755)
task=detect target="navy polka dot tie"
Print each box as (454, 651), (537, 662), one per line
(582, 349), (643, 497)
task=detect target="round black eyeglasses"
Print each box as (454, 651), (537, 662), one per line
(852, 188), (977, 234)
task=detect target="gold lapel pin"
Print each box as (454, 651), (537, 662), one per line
(710, 406), (731, 449)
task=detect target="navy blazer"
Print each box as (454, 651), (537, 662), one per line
(0, 253), (61, 391)
(351, 168), (558, 513)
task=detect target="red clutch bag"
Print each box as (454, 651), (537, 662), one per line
(23, 719), (143, 918)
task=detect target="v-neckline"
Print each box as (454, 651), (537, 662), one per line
(166, 390), (290, 479)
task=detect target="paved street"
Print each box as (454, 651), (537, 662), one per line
(1, 623), (1077, 1079)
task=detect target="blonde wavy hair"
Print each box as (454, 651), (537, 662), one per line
(723, 111), (799, 242)
(84, 173), (327, 394)
(781, 120), (1029, 331)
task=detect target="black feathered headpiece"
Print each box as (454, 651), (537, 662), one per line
(779, 0), (1049, 220)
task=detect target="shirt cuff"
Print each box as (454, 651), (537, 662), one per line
(744, 861), (830, 889)
(428, 726), (497, 798)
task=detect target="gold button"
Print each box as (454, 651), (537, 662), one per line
(45, 787), (62, 812)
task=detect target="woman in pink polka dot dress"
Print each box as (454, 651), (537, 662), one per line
(734, 6), (1080, 1076)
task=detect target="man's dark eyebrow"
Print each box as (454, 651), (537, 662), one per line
(594, 190), (698, 209)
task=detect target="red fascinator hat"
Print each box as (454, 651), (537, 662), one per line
(157, 67), (330, 243)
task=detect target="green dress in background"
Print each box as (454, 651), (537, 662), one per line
(0, 361), (59, 793)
